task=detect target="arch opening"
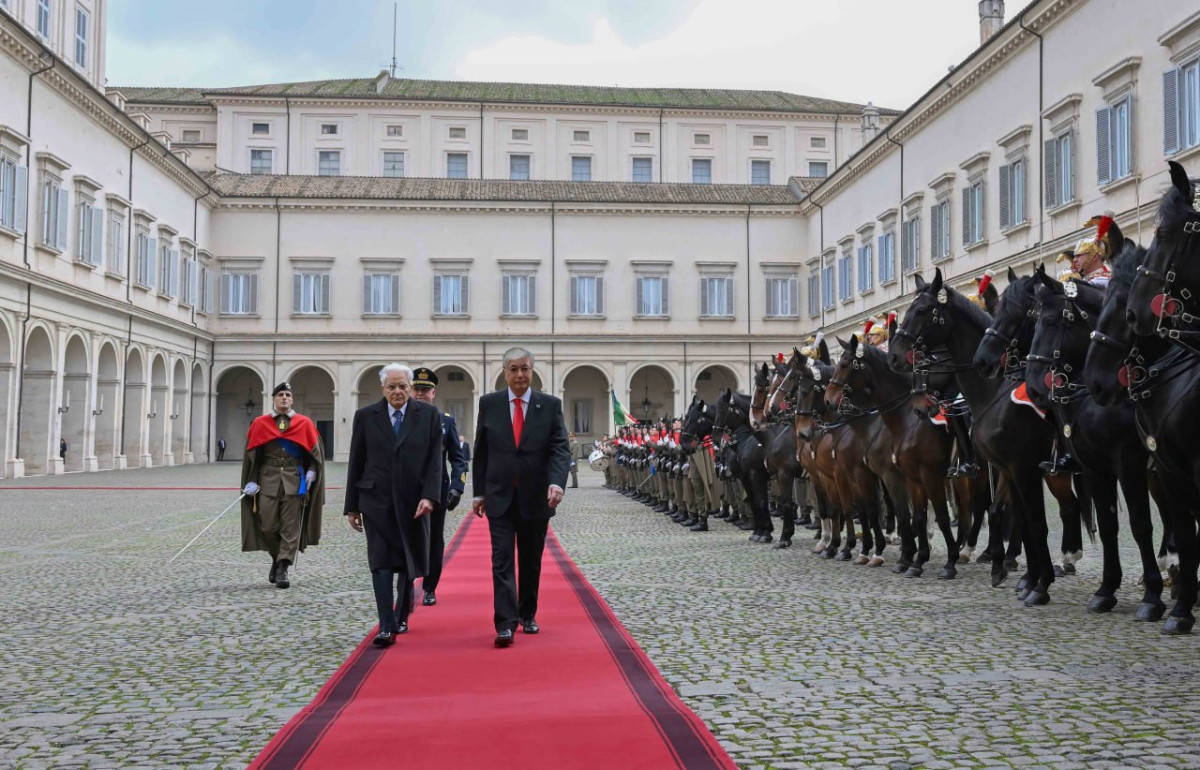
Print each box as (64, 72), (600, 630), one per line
(628, 365), (675, 424)
(215, 366), (264, 462)
(19, 327), (55, 475)
(562, 365), (609, 442)
(693, 365), (740, 405)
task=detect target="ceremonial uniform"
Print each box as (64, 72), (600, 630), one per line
(240, 382), (326, 589)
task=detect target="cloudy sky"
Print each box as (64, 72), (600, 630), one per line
(107, 0), (1011, 110)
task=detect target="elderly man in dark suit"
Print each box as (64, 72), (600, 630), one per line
(345, 363), (443, 648)
(471, 346), (571, 648)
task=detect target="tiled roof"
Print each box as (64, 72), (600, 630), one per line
(119, 77), (897, 114)
(204, 172), (806, 205)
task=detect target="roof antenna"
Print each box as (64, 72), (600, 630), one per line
(390, 2), (398, 78)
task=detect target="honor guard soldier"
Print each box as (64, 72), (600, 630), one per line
(410, 367), (468, 607)
(240, 382), (326, 589)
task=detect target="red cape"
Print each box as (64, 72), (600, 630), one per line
(246, 413), (320, 453)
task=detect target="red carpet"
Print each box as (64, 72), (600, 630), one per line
(250, 516), (735, 770)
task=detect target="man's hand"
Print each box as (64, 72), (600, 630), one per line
(548, 485), (564, 509)
(471, 498), (486, 518)
(347, 512), (364, 532)
(415, 499), (435, 518)
(446, 490), (462, 510)
(243, 481), (260, 496)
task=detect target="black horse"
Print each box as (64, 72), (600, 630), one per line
(713, 389), (774, 543)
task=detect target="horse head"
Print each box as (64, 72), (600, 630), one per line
(826, 334), (869, 410)
(973, 264), (1046, 378)
(1026, 279), (1104, 412)
(1084, 240), (1162, 406)
(680, 394), (712, 453)
(1128, 161), (1200, 336)
(749, 362), (772, 429)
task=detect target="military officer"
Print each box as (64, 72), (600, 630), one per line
(410, 367), (468, 607)
(240, 382), (326, 589)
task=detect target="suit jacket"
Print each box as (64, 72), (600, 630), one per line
(473, 389), (571, 520)
(344, 398), (443, 574)
(459, 440), (471, 464)
(439, 412), (468, 506)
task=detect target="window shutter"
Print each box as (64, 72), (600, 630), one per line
(725, 277), (733, 315)
(391, 274), (401, 314)
(700, 278), (709, 316)
(247, 273), (258, 314)
(189, 260), (199, 305)
(171, 249), (180, 294)
(789, 277), (798, 316)
(931, 207), (941, 259)
(501, 275), (511, 315)
(569, 276), (578, 315)
(661, 277), (669, 315)
(460, 275), (469, 313)
(1043, 138), (1058, 209)
(998, 165), (1011, 230)
(433, 275), (442, 314)
(147, 238), (157, 285)
(90, 208), (104, 265)
(528, 275), (536, 315)
(596, 277), (604, 315)
(636, 278), (644, 315)
(320, 273), (330, 313)
(1164, 68), (1180, 156)
(293, 273), (302, 313)
(56, 188), (69, 250)
(220, 273), (231, 314)
(14, 165), (27, 234)
(961, 189), (970, 246)
(362, 274), (373, 314)
(1096, 106), (1112, 185)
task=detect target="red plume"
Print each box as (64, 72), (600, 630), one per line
(976, 271), (993, 296)
(863, 319), (875, 335)
(777, 352), (784, 364)
(1096, 215), (1114, 242)
(887, 311), (897, 327)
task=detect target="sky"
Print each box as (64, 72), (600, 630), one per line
(106, 0), (1015, 111)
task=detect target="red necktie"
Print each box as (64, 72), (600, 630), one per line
(512, 397), (524, 447)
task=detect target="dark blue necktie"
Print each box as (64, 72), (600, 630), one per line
(393, 409), (403, 436)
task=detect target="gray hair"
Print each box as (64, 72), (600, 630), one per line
(502, 346), (535, 368)
(378, 363), (413, 385)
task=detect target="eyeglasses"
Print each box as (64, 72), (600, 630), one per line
(505, 366), (533, 374)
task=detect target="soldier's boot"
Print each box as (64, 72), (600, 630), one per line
(689, 517), (709, 532)
(269, 558), (279, 584)
(275, 560), (291, 589)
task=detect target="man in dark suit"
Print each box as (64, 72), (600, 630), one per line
(410, 367), (468, 607)
(344, 363), (443, 648)
(472, 347), (571, 648)
(459, 434), (471, 464)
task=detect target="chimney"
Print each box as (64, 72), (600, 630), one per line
(979, 0), (1004, 45)
(861, 102), (880, 142)
(375, 69), (391, 94)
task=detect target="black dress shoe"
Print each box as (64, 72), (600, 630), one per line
(373, 630), (395, 647)
(275, 561), (290, 589)
(495, 629), (515, 647)
(268, 559), (279, 584)
(397, 620), (408, 634)
(521, 619), (539, 634)
(422, 591), (437, 606)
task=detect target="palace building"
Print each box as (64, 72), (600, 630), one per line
(0, 0), (1197, 473)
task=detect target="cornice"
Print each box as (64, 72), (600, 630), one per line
(213, 198), (797, 217)
(126, 104), (217, 116)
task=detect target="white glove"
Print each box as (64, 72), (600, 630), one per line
(243, 481), (260, 495)
(305, 470), (317, 485)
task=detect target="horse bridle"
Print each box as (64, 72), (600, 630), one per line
(1026, 295), (1090, 404)
(984, 289), (1036, 378)
(1137, 217), (1200, 353)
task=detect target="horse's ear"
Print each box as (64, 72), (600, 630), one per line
(835, 335), (848, 350)
(1169, 161), (1194, 207)
(913, 273), (928, 291)
(932, 267), (944, 292)
(818, 340), (831, 364)
(849, 334), (860, 352)
(1007, 265), (1019, 282)
(1033, 263), (1045, 276)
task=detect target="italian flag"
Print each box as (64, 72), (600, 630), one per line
(611, 389), (639, 426)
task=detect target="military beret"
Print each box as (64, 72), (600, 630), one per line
(412, 367), (438, 388)
(272, 382), (292, 396)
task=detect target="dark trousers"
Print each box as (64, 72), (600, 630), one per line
(488, 499), (549, 632)
(371, 567), (414, 633)
(421, 505), (447, 594)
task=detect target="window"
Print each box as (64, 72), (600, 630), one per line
(634, 131), (651, 144)
(752, 134), (769, 148)
(433, 274), (469, 315)
(251, 122), (270, 136)
(931, 200), (951, 261)
(1165, 60), (1200, 154)
(105, 209), (126, 274)
(878, 231), (896, 284)
(40, 175), (68, 251)
(694, 133), (710, 145)
(293, 272), (330, 314)
(1044, 131), (1074, 209)
(502, 274), (536, 315)
(961, 182), (984, 246)
(821, 263), (835, 310)
(901, 216), (920, 273)
(810, 136), (827, 149)
(751, 160), (771, 185)
(632, 157), (653, 183)
(447, 153), (468, 179)
(700, 276), (734, 317)
(509, 154), (530, 181)
(1097, 97), (1132, 184)
(180, 255), (197, 307)
(572, 400), (593, 435)
(511, 128), (529, 141)
(766, 277), (798, 317)
(135, 229), (155, 286)
(362, 273), (400, 315)
(570, 275), (604, 316)
(201, 267), (215, 313)
(807, 273), (819, 318)
(448, 126), (467, 139)
(387, 125), (404, 137)
(571, 156), (592, 182)
(249, 149), (273, 175)
(691, 158), (712, 184)
(37, 0), (50, 38)
(317, 150), (340, 176)
(447, 371), (465, 382)
(159, 240), (178, 297)
(838, 249), (853, 301)
(181, 130), (201, 143)
(220, 272), (257, 315)
(857, 243), (873, 293)
(382, 151), (405, 178)
(0, 155), (28, 234)
(320, 124), (338, 135)
(75, 8), (89, 69)
(808, 161), (829, 178)
(76, 199), (103, 267)
(573, 130), (591, 142)
(999, 159), (1027, 230)
(636, 276), (668, 317)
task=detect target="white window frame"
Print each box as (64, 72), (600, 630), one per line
(635, 276), (669, 318)
(821, 260), (835, 311)
(105, 206), (126, 275)
(857, 242), (874, 293)
(320, 123), (338, 136)
(386, 124), (404, 138)
(878, 230), (896, 285)
(807, 272), (820, 318)
(220, 272), (258, 315)
(382, 150), (405, 178)
(251, 122), (271, 136)
(37, 0), (50, 38)
(75, 7), (89, 70)
(511, 128), (529, 142)
(317, 150), (341, 176)
(693, 133), (711, 146)
(808, 161), (829, 178)
(0, 151), (29, 236)
(1097, 95), (1133, 185)
(691, 158), (713, 184)
(571, 155), (592, 182)
(446, 152), (469, 179)
(699, 275), (734, 318)
(39, 170), (68, 252)
(998, 158), (1028, 231)
(75, 195), (103, 267)
(509, 154), (531, 181)
(631, 157), (653, 183)
(765, 276), (799, 318)
(572, 129), (591, 143)
(810, 136), (827, 149)
(633, 131), (652, 144)
(293, 272), (331, 315)
(158, 237), (179, 298)
(837, 247), (853, 302)
(752, 134), (770, 148)
(249, 149), (273, 175)
(362, 272), (401, 316)
(501, 273), (537, 316)
(448, 126), (467, 140)
(433, 273), (469, 316)
(961, 181), (985, 247)
(1044, 130), (1075, 210)
(569, 274), (604, 317)
(930, 199), (952, 262)
(750, 159), (771, 185)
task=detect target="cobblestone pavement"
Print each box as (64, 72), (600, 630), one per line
(1, 466), (1199, 769)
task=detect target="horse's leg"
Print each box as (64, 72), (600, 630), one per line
(1085, 471), (1121, 614)
(1162, 473), (1198, 635)
(1120, 461), (1165, 622)
(1148, 468), (1179, 596)
(907, 498), (930, 578)
(871, 478), (895, 564)
(963, 472), (991, 562)
(1045, 473), (1083, 577)
(1015, 466), (1054, 606)
(894, 483), (920, 574)
(927, 474), (960, 580)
